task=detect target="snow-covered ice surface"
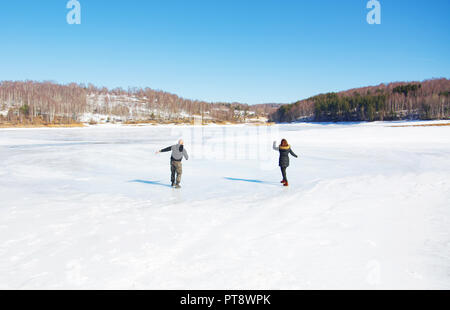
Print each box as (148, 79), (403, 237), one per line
(0, 121), (449, 289)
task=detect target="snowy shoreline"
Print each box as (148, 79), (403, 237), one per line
(1, 119), (449, 131)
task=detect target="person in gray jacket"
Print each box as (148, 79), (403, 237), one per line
(156, 139), (189, 188)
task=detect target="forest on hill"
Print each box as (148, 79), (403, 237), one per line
(2, 79), (449, 126)
(269, 79), (450, 123)
(0, 81), (278, 126)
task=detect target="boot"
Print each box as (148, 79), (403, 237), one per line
(283, 181), (289, 187)
(175, 183), (181, 189)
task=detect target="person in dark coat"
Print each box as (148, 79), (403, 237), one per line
(156, 139), (189, 188)
(273, 139), (298, 186)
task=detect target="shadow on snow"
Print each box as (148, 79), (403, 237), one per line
(224, 177), (279, 186)
(130, 178), (280, 188)
(129, 180), (173, 188)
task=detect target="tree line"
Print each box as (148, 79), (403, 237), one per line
(270, 79), (450, 123)
(0, 81), (278, 125)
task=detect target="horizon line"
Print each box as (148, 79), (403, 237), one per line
(1, 76), (448, 106)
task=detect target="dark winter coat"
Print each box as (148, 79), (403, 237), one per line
(161, 144), (189, 162)
(273, 142), (298, 168)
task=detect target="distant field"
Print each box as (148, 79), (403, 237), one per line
(389, 123), (450, 127)
(0, 123), (85, 128)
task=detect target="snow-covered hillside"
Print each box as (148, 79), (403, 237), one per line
(82, 94), (265, 124)
(0, 121), (449, 289)
(82, 94), (191, 123)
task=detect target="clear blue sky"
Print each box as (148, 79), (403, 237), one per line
(0, 0), (449, 104)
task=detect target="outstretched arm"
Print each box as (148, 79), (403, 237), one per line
(156, 146), (172, 154)
(160, 146), (172, 152)
(290, 149), (298, 158)
(273, 141), (279, 151)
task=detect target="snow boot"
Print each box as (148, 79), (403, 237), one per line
(175, 184), (181, 189)
(283, 181), (289, 187)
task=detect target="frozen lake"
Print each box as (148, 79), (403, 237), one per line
(0, 121), (449, 289)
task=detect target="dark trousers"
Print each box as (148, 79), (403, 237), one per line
(280, 167), (287, 182)
(171, 160), (183, 185)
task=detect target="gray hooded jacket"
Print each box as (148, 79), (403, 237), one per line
(161, 144), (189, 162)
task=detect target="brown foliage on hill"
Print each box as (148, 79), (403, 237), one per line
(0, 81), (277, 125)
